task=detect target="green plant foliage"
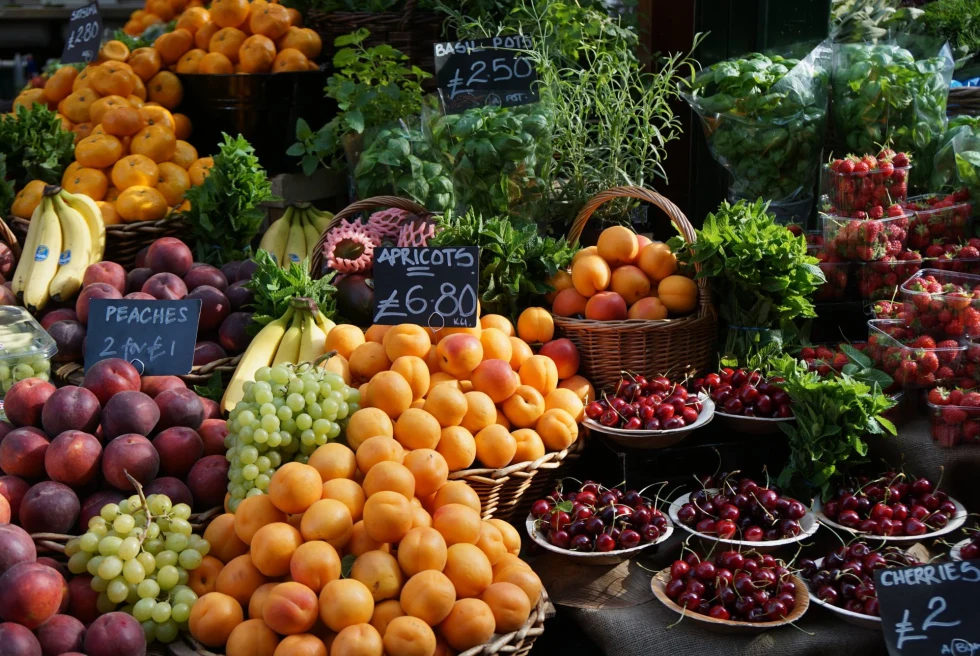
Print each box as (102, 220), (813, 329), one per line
(112, 21), (175, 51)
(245, 249), (337, 327)
(0, 156), (15, 219)
(0, 103), (75, 188)
(886, 0), (980, 70)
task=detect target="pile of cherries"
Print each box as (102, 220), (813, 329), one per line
(663, 550), (799, 623)
(675, 474), (808, 541)
(801, 542), (921, 617)
(821, 472), (958, 537)
(530, 480), (670, 552)
(692, 368), (793, 418)
(584, 374), (704, 431)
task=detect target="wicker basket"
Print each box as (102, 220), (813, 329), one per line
(309, 195), (430, 279)
(10, 213), (187, 270)
(53, 357), (243, 388)
(0, 215), (21, 261)
(555, 186), (717, 395)
(949, 86), (980, 117)
(512, 431), (587, 520)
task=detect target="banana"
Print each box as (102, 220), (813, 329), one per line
(259, 207), (292, 267)
(283, 211), (307, 269)
(308, 207), (334, 234)
(315, 310), (336, 336)
(11, 198), (46, 300)
(59, 189), (105, 263)
(273, 310), (304, 366)
(23, 196), (63, 313)
(300, 210), (322, 263)
(298, 309), (326, 364)
(48, 195), (93, 302)
(221, 307), (294, 413)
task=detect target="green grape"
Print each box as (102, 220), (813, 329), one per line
(155, 619), (179, 644)
(337, 403), (349, 420)
(119, 537), (141, 560)
(321, 399), (338, 417)
(255, 367), (272, 383)
(269, 451), (282, 467)
(240, 446), (259, 464)
(255, 474), (271, 490)
(87, 555), (105, 577)
(177, 568), (189, 586)
(295, 413), (313, 431)
(151, 601), (172, 623)
(114, 514), (136, 534)
(261, 414), (280, 433)
(171, 602), (191, 624)
(107, 578), (130, 604)
(146, 522), (161, 539)
(126, 582), (141, 604)
(157, 565), (179, 590)
(156, 549), (178, 568)
(277, 405), (293, 422)
(281, 418), (297, 435)
(79, 532), (100, 553)
(173, 503), (192, 520)
(348, 401), (360, 413)
(308, 402), (323, 420)
(149, 495), (172, 516)
(287, 378), (304, 395)
(328, 423), (341, 439)
(271, 365), (289, 384)
(164, 533), (189, 553)
(238, 409), (256, 426)
(123, 559), (146, 584)
(304, 391), (317, 407)
(100, 504), (120, 522)
(98, 536), (123, 556)
(98, 555), (124, 580)
(127, 495), (142, 509)
(313, 418), (330, 435)
(96, 592), (117, 614)
(286, 393), (305, 413)
(156, 517), (171, 532)
(300, 430), (316, 446)
(133, 597), (156, 622)
(64, 538), (82, 557)
(141, 620), (156, 641)
(144, 538), (164, 555)
(191, 537), (211, 555)
(90, 575), (109, 593)
(173, 587), (198, 607)
(178, 549), (203, 569)
(266, 432), (282, 448)
(137, 578), (160, 600)
(171, 517), (193, 536)
(137, 551), (156, 574)
(243, 464), (259, 480)
(230, 467), (245, 484)
(315, 432), (328, 446)
(259, 402), (276, 417)
(118, 499), (131, 514)
(68, 552), (92, 574)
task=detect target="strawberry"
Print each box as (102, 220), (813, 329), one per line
(832, 352), (849, 370)
(937, 366), (956, 381)
(934, 423), (962, 447)
(815, 346), (834, 361)
(893, 152), (910, 167)
(911, 335), (937, 349)
(941, 406), (968, 424)
(963, 420), (980, 443)
(917, 352), (940, 374)
(958, 246), (979, 259)
(949, 389), (965, 405)
(927, 388), (950, 405)
(962, 392), (980, 407)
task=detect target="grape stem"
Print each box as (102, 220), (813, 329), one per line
(123, 469), (153, 546)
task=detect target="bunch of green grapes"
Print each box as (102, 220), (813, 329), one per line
(224, 363), (360, 512)
(65, 493), (209, 644)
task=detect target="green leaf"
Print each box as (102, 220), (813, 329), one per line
(193, 372), (224, 402)
(556, 501), (573, 513)
(295, 118), (312, 142)
(341, 554), (356, 578)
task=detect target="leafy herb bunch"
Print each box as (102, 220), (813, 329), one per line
(428, 210), (576, 320)
(770, 354), (896, 499)
(245, 249), (337, 327)
(0, 103), (75, 188)
(931, 115), (980, 199)
(180, 133), (278, 265)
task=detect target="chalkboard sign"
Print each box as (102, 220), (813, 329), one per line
(875, 559), (980, 655)
(61, 2), (104, 65)
(433, 37), (538, 114)
(85, 299), (202, 375)
(373, 247), (479, 329)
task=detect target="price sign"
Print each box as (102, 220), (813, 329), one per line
(373, 247), (479, 329)
(84, 299), (202, 375)
(62, 1), (104, 65)
(433, 37), (538, 114)
(875, 560), (980, 656)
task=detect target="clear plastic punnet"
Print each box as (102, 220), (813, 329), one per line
(0, 306), (57, 400)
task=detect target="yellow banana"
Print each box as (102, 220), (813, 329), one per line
(298, 309), (326, 363)
(11, 197), (45, 300)
(315, 310), (336, 335)
(59, 189), (105, 263)
(283, 211), (307, 269)
(259, 207), (292, 266)
(48, 195), (93, 302)
(23, 196), (63, 313)
(273, 311), (304, 365)
(308, 207), (334, 234)
(300, 210), (322, 262)
(221, 307), (294, 413)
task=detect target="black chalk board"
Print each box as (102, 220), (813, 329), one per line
(85, 299), (202, 375)
(875, 559), (980, 656)
(372, 247), (479, 328)
(433, 37), (538, 114)
(61, 2), (104, 65)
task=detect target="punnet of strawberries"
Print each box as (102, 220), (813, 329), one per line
(584, 375), (704, 431)
(926, 387), (980, 447)
(865, 319), (968, 389)
(870, 299), (906, 321)
(800, 343), (866, 375)
(809, 247), (850, 301)
(855, 251), (922, 300)
(906, 189), (972, 250)
(825, 149), (911, 212)
(923, 237), (980, 275)
(900, 269), (980, 340)
(692, 368), (793, 418)
(822, 205), (911, 261)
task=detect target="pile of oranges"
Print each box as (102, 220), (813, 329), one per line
(327, 312), (593, 476)
(190, 446), (544, 655)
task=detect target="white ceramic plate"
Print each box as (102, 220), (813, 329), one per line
(713, 412), (794, 435)
(524, 513), (674, 566)
(583, 395), (715, 450)
(803, 557), (881, 630)
(812, 497), (967, 544)
(950, 538), (974, 561)
(668, 490), (819, 553)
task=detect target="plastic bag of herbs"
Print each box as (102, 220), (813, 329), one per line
(831, 37), (954, 191)
(343, 116), (455, 212)
(422, 91), (555, 219)
(931, 115), (980, 202)
(680, 41), (831, 223)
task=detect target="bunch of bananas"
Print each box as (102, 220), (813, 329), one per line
(258, 204), (333, 269)
(12, 186), (106, 313)
(221, 298), (337, 413)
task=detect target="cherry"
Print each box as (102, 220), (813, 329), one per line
(531, 499), (551, 518)
(677, 592), (701, 610)
(595, 533), (617, 552)
(585, 517), (605, 535)
(715, 519), (737, 539)
(550, 530), (571, 549)
(739, 385), (760, 405)
(655, 404), (674, 421)
(685, 580), (706, 596)
(570, 534), (593, 551)
(619, 529), (641, 549)
(670, 560), (690, 579)
(694, 561), (716, 581)
(837, 510), (860, 527)
(723, 397), (744, 414)
(744, 526), (764, 541)
(665, 578), (686, 599)
(549, 511), (571, 532)
(696, 518), (716, 534)
(911, 478), (933, 495)
(600, 409), (619, 426)
(623, 417), (642, 430)
(764, 600), (788, 619)
(708, 605), (730, 620)
(640, 524), (661, 543)
(585, 402), (604, 420)
(903, 518), (927, 535)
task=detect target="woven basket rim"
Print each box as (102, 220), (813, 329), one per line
(0, 215), (20, 260)
(10, 213), (183, 234)
(449, 433), (586, 483)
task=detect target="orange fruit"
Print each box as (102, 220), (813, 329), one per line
(129, 47), (163, 82)
(438, 599), (495, 652)
(147, 0), (176, 21)
(176, 6), (211, 33)
(116, 185), (168, 222)
(199, 51), (235, 74)
(277, 27), (321, 60)
(250, 2), (290, 39)
(317, 579), (374, 633)
(89, 94), (129, 125)
(271, 48), (309, 73)
(211, 0), (250, 28)
(173, 113), (193, 140)
(99, 40), (131, 63)
(58, 89), (101, 124)
(72, 65), (102, 92)
(443, 543), (492, 599)
(62, 167), (109, 201)
(105, 186), (122, 202)
(196, 21), (222, 49)
(168, 140), (197, 170)
(131, 124), (177, 163)
(10, 180), (47, 218)
(597, 225), (640, 267)
(147, 71), (183, 109)
(176, 48), (207, 74)
(366, 371), (413, 420)
(44, 66), (79, 104)
(76, 134), (124, 168)
(239, 34), (277, 73)
(393, 408), (440, 451)
(111, 154), (159, 190)
(156, 162), (191, 206)
(481, 582), (530, 632)
(139, 104), (175, 131)
(209, 27), (248, 63)
(96, 201), (120, 225)
(188, 157), (214, 185)
(92, 62), (137, 98)
(14, 89), (51, 111)
(154, 28), (194, 64)
(101, 105), (146, 136)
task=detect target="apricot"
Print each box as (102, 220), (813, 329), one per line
(274, 635), (326, 656)
(551, 287), (588, 317)
(436, 426), (476, 472)
(559, 375), (595, 405)
(460, 391), (495, 434)
(351, 550), (403, 602)
(544, 388), (585, 422)
(366, 371), (413, 420)
(597, 225), (640, 267)
(390, 356), (430, 402)
(501, 385), (545, 428)
(585, 291), (628, 321)
(491, 554), (531, 578)
(657, 275), (698, 314)
(511, 428), (545, 464)
(393, 408), (441, 451)
(355, 436), (404, 473)
(402, 449), (448, 497)
(519, 355), (559, 396)
(439, 599), (495, 651)
(400, 570), (456, 627)
(396, 527), (447, 577)
(300, 499), (353, 548)
(443, 543), (492, 599)
(317, 579), (374, 632)
(321, 478), (365, 522)
(370, 600), (405, 637)
(384, 325), (431, 361)
(249, 582), (279, 620)
(493, 566), (542, 605)
(269, 462), (322, 514)
(305, 443), (355, 483)
(263, 582), (319, 635)
(251, 522), (303, 577)
(332, 623), (382, 656)
(516, 307), (554, 343)
(189, 592), (244, 647)
(571, 254), (611, 297)
(290, 541), (340, 594)
(431, 503), (482, 546)
(364, 324), (391, 343)
(326, 325), (365, 360)
(349, 343), (390, 385)
(609, 265), (651, 305)
(536, 408), (579, 451)
(637, 241), (677, 283)
(216, 554), (269, 607)
(226, 619), (280, 656)
(422, 385), (467, 428)
(362, 490), (412, 543)
(627, 296), (668, 320)
(478, 328), (513, 363)
(189, 555), (224, 596)
(481, 582), (530, 633)
(479, 314), (514, 335)
(347, 521), (387, 558)
(436, 334), (483, 379)
(346, 408), (394, 452)
(432, 481), (481, 514)
(234, 495), (287, 544)
(473, 424), (517, 469)
(382, 616), (436, 656)
(469, 359), (520, 404)
(362, 461), (415, 499)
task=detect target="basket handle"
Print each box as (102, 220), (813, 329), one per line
(0, 216), (21, 261)
(310, 196), (431, 279)
(397, 0), (418, 30)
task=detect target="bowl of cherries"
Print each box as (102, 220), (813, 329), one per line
(583, 375), (715, 449)
(652, 549), (809, 633)
(801, 542), (922, 630)
(693, 368), (794, 435)
(526, 480), (674, 565)
(669, 474), (819, 552)
(951, 528), (979, 561)
(814, 472), (967, 543)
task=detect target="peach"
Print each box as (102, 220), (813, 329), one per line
(186, 454), (229, 509)
(347, 521), (387, 558)
(300, 499), (353, 548)
(571, 254), (611, 297)
(144, 476), (193, 507)
(345, 408), (394, 452)
(558, 375), (595, 404)
(142, 272), (188, 300)
(637, 241), (677, 282)
(251, 523), (303, 577)
(473, 425), (517, 469)
(479, 314), (514, 335)
(263, 582), (318, 635)
(36, 614), (85, 656)
(102, 390), (160, 439)
(436, 334), (483, 379)
(198, 418), (229, 456)
(0, 621), (42, 656)
(585, 291), (628, 321)
(216, 555), (269, 607)
(44, 430), (101, 486)
(4, 379), (56, 428)
(392, 408), (441, 451)
(188, 285), (231, 332)
(349, 342), (391, 386)
(0, 524), (36, 575)
(189, 592), (244, 648)
(47, 320), (85, 363)
(82, 358), (140, 406)
(422, 384), (467, 428)
(184, 264), (228, 291)
(155, 387), (205, 430)
(18, 482), (79, 533)
(0, 476), (27, 520)
(493, 565), (543, 605)
(67, 576), (99, 625)
(204, 513), (249, 563)
(551, 287), (588, 318)
(307, 442), (355, 483)
(432, 503), (482, 546)
(511, 428), (545, 463)
(0, 428), (50, 478)
(597, 225), (639, 267)
(516, 307), (553, 343)
(637, 234), (653, 250)
(610, 265), (651, 306)
(220, 311), (253, 354)
(153, 426), (203, 476)
(79, 490), (125, 528)
(201, 396), (221, 419)
(362, 461), (415, 499)
(501, 385), (545, 428)
(194, 340), (228, 366)
(83, 613), (145, 656)
(469, 359), (520, 404)
(0, 563), (66, 629)
(146, 236), (193, 276)
(39, 308), (78, 331)
(82, 261), (127, 294)
(290, 541), (340, 594)
(225, 619), (279, 656)
(369, 600), (405, 637)
(40, 386), (101, 436)
(126, 267), (153, 294)
(354, 436), (404, 474)
(436, 426), (476, 472)
(75, 283), (123, 324)
(101, 433), (158, 490)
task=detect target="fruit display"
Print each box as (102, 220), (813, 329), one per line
(693, 368), (792, 419)
(906, 190), (972, 250)
(672, 474), (809, 542)
(870, 299), (906, 322)
(584, 374), (705, 431)
(821, 206), (911, 262)
(901, 269), (980, 340)
(552, 225), (697, 321)
(10, 186), (106, 313)
(660, 549), (802, 622)
(0, 307), (56, 397)
(854, 251), (923, 301)
(801, 543), (922, 618)
(809, 246), (849, 301)
(866, 319), (967, 389)
(258, 205), (332, 269)
(818, 471), (962, 537)
(528, 480), (671, 552)
(926, 387), (980, 447)
(824, 150), (911, 213)
(798, 343), (864, 376)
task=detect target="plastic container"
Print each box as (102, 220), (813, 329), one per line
(900, 268), (980, 340)
(823, 163), (911, 213)
(855, 257), (922, 300)
(808, 246), (850, 301)
(906, 193), (972, 249)
(0, 307), (57, 399)
(926, 400), (980, 447)
(866, 318), (964, 389)
(822, 212), (911, 261)
(925, 256), (980, 276)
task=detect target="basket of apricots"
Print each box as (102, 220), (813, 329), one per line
(551, 186), (717, 395)
(324, 312), (591, 523)
(185, 447), (550, 656)
(9, 42), (213, 269)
